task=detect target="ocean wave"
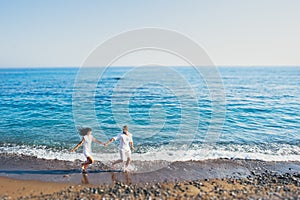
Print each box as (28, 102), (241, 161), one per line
(1, 142), (299, 162)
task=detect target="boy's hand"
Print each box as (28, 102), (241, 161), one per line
(70, 149), (75, 153)
(104, 142), (110, 147)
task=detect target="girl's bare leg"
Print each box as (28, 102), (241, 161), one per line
(82, 157), (94, 171)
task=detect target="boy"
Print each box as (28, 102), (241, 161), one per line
(104, 125), (134, 171)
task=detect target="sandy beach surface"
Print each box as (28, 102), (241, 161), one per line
(0, 153), (299, 199)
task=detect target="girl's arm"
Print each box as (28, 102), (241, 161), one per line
(92, 137), (104, 145)
(71, 138), (84, 152)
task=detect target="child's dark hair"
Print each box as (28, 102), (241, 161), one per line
(77, 127), (92, 136)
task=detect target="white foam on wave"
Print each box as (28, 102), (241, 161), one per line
(0, 145), (83, 161)
(130, 144), (300, 162)
(0, 144), (124, 162)
(1, 143), (300, 162)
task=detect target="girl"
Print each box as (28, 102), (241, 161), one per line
(71, 127), (103, 173)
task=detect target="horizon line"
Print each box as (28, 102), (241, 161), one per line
(0, 65), (300, 69)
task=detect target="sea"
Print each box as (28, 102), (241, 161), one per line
(0, 66), (299, 162)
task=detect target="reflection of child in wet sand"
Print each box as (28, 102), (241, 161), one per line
(81, 173), (89, 184)
(104, 125), (134, 171)
(111, 171), (132, 184)
(71, 127), (103, 173)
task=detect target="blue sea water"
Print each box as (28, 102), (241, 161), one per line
(0, 66), (299, 162)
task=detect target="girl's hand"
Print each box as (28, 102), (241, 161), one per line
(70, 149), (75, 153)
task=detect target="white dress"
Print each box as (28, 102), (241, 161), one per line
(83, 135), (94, 158)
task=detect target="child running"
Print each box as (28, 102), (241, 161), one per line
(104, 125), (134, 171)
(71, 127), (103, 173)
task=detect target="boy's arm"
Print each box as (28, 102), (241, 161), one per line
(71, 138), (84, 152)
(130, 141), (134, 150)
(130, 135), (134, 150)
(104, 138), (115, 146)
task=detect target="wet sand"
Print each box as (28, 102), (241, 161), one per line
(0, 153), (299, 199)
(0, 177), (71, 199)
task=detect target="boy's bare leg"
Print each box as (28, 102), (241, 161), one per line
(111, 159), (123, 168)
(125, 157), (131, 168)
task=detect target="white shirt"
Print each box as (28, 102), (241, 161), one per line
(113, 132), (133, 151)
(83, 135), (94, 156)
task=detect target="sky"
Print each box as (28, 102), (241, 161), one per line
(0, 0), (300, 67)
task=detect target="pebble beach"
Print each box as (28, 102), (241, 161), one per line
(1, 170), (300, 199)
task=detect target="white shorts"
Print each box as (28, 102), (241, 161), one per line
(119, 149), (131, 161)
(83, 150), (92, 158)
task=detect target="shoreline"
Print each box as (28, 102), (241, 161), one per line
(0, 153), (300, 199)
(1, 153), (300, 184)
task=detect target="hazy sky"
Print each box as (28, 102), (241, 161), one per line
(0, 0), (299, 67)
